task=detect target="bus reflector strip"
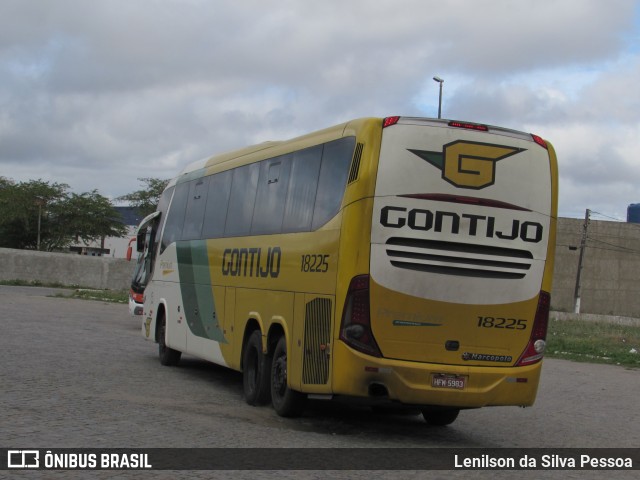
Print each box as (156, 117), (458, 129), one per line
(506, 377), (528, 383)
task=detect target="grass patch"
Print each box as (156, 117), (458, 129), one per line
(55, 289), (129, 304)
(0, 279), (81, 289)
(0, 279), (128, 303)
(546, 317), (640, 368)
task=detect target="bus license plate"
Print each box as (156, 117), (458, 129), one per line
(431, 374), (466, 390)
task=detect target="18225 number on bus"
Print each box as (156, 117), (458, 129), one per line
(301, 254), (330, 273)
(477, 316), (527, 330)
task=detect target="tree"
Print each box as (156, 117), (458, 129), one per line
(117, 177), (169, 217)
(0, 179), (69, 250)
(0, 176), (12, 189)
(0, 179), (127, 251)
(52, 190), (128, 250)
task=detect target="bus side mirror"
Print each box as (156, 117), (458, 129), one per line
(136, 230), (146, 253)
(126, 238), (135, 261)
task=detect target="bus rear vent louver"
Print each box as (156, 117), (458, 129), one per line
(385, 237), (533, 279)
(347, 143), (364, 184)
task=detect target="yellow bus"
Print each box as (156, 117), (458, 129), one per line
(137, 116), (557, 425)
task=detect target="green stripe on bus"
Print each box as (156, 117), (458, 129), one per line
(176, 240), (227, 343)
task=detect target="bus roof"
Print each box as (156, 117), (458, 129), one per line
(166, 116), (543, 188)
(168, 118), (371, 186)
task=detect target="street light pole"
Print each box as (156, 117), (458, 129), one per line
(433, 76), (444, 119)
(35, 196), (45, 251)
(37, 202), (42, 251)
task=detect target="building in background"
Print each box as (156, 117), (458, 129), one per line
(628, 203), (640, 223)
(69, 207), (142, 258)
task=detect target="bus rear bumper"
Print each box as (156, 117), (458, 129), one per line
(331, 341), (542, 408)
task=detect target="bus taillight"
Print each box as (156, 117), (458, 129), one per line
(339, 275), (382, 358)
(130, 289), (144, 303)
(516, 291), (550, 366)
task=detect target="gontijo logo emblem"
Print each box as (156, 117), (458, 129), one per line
(408, 141), (526, 190)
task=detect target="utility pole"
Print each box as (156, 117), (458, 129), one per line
(573, 208), (590, 314)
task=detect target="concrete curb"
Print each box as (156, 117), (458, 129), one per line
(551, 311), (640, 327)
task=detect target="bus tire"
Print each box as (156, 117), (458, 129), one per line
(242, 330), (271, 406)
(421, 408), (460, 426)
(158, 313), (181, 366)
(270, 336), (306, 417)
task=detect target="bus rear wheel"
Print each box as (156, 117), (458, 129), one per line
(270, 336), (306, 417)
(421, 408), (460, 426)
(242, 330), (271, 406)
(158, 313), (181, 366)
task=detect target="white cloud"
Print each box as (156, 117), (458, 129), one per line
(0, 0), (639, 220)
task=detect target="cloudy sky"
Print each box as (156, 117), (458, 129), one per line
(1, 0), (639, 220)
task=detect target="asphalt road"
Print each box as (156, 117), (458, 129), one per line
(1, 285), (638, 479)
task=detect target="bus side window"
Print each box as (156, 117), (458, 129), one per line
(311, 137), (356, 230)
(251, 155), (292, 235)
(225, 163), (260, 237)
(154, 186), (174, 255)
(202, 170), (232, 239)
(161, 182), (190, 251)
(282, 145), (323, 233)
(181, 177), (211, 241)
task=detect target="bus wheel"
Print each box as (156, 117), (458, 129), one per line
(421, 408), (460, 426)
(270, 336), (306, 417)
(158, 313), (181, 366)
(242, 330), (271, 406)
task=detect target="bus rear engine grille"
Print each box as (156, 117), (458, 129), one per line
(302, 298), (332, 385)
(385, 237), (533, 279)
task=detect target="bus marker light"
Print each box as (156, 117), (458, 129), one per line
(383, 116), (400, 128)
(531, 134), (548, 149)
(448, 121), (489, 132)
